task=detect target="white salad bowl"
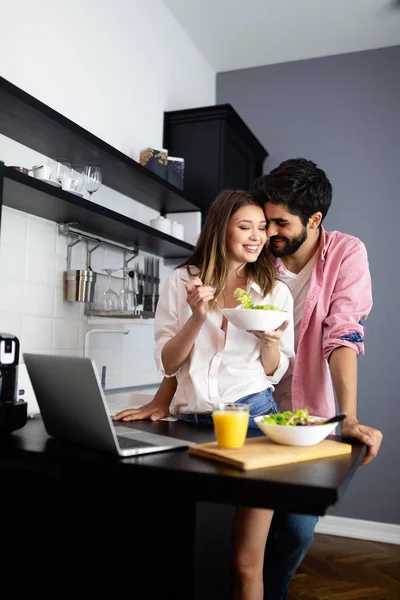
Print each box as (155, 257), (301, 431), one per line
(254, 415), (338, 446)
(221, 307), (288, 331)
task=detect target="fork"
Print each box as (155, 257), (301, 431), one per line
(180, 277), (222, 309)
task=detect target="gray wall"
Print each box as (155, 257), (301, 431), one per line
(218, 46), (400, 524)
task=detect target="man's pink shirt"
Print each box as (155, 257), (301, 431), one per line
(271, 228), (373, 417)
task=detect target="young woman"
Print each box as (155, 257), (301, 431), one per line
(113, 190), (294, 600)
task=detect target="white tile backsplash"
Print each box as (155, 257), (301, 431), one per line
(52, 318), (81, 350)
(23, 281), (54, 316)
(0, 243), (26, 280)
(21, 316), (53, 352)
(55, 255), (67, 282)
(0, 207), (27, 246)
(25, 251), (55, 285)
(0, 204), (174, 393)
(0, 279), (24, 312)
(26, 216), (57, 255)
(100, 331), (125, 351)
(0, 311), (22, 339)
(55, 349), (84, 358)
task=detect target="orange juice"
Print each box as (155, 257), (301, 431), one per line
(212, 405), (249, 449)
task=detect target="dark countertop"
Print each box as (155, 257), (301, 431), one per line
(1, 416), (366, 516)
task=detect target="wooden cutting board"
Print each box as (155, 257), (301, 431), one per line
(189, 437), (352, 471)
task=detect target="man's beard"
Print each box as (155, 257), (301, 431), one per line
(269, 227), (307, 257)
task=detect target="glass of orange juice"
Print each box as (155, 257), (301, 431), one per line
(212, 403), (250, 449)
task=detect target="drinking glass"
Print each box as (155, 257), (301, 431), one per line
(83, 164), (102, 199)
(212, 403), (249, 449)
(69, 164), (85, 195)
(102, 268), (119, 310)
(53, 158), (71, 183)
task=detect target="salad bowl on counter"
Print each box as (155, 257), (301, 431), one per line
(254, 410), (338, 446)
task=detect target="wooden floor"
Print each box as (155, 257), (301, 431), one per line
(288, 534), (400, 600)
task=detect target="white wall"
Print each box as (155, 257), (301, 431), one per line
(0, 0), (215, 411)
(0, 0), (215, 161)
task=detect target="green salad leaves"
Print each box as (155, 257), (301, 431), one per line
(260, 409), (323, 427)
(234, 288), (281, 311)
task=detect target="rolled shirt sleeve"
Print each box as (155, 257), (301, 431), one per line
(323, 240), (373, 360)
(153, 274), (182, 377)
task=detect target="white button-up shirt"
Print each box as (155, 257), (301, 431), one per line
(154, 267), (295, 415)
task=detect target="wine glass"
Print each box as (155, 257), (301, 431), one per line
(119, 270), (137, 311)
(102, 268), (119, 310)
(83, 164), (102, 200)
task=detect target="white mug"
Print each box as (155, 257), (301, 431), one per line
(61, 177), (78, 192)
(32, 165), (52, 180)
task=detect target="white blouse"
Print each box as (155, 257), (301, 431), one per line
(154, 267), (295, 415)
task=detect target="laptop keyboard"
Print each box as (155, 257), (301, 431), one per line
(117, 436), (158, 450)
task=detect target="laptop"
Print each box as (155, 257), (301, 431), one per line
(23, 353), (193, 457)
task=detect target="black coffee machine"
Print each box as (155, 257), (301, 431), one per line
(0, 333), (28, 435)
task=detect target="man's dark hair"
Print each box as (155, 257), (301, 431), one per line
(252, 158), (332, 226)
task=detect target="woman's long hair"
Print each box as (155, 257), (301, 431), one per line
(178, 189), (276, 304)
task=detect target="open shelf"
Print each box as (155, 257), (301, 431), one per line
(0, 76), (200, 214)
(0, 166), (195, 259)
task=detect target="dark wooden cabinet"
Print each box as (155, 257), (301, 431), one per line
(163, 104), (268, 215)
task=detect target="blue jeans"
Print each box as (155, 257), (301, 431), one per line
(178, 389), (318, 599)
(177, 388), (278, 428)
(263, 512), (318, 600)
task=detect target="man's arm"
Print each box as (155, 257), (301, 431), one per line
(324, 240), (382, 466)
(329, 346), (358, 421)
(329, 345), (382, 466)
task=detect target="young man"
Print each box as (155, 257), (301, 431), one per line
(114, 158), (382, 600)
(252, 158), (382, 600)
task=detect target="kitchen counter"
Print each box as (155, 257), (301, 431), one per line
(1, 415), (365, 513)
(0, 416), (365, 599)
